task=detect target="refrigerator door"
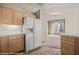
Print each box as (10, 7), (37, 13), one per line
(26, 28), (34, 52)
(23, 17), (33, 33)
(23, 17), (34, 52)
(34, 19), (42, 49)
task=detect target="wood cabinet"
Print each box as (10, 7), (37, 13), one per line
(0, 34), (24, 54)
(0, 6), (35, 25)
(61, 35), (78, 55)
(2, 7), (12, 24)
(13, 10), (23, 25)
(0, 36), (8, 54)
(0, 6), (2, 24)
(9, 34), (24, 53)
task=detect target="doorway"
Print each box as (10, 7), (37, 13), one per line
(45, 19), (65, 48)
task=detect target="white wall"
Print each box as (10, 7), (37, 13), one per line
(64, 9), (79, 35)
(48, 22), (55, 34)
(42, 7), (79, 41)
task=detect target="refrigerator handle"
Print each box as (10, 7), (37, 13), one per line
(21, 17), (25, 32)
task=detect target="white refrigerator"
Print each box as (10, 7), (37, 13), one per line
(23, 17), (42, 52)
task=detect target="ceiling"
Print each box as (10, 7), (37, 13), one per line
(41, 3), (79, 21)
(0, 3), (43, 13)
(42, 3), (79, 8)
(0, 3), (79, 14)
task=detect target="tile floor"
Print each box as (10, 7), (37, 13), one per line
(27, 47), (61, 55)
(17, 39), (61, 55)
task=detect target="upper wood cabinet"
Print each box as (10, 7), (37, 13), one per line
(2, 7), (12, 24)
(0, 6), (2, 24)
(13, 10), (23, 25)
(0, 6), (34, 25)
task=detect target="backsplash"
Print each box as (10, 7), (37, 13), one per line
(0, 24), (22, 36)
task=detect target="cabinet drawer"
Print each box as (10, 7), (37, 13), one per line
(9, 34), (24, 39)
(61, 48), (75, 55)
(9, 35), (16, 39)
(16, 34), (24, 38)
(61, 36), (75, 42)
(61, 40), (75, 46)
(61, 44), (75, 50)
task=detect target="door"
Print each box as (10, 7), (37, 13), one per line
(0, 36), (8, 54)
(34, 19), (42, 49)
(9, 35), (24, 53)
(13, 10), (22, 25)
(61, 35), (75, 55)
(0, 6), (2, 24)
(2, 7), (12, 24)
(24, 17), (34, 52)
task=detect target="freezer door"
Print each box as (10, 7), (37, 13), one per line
(23, 17), (33, 33)
(24, 17), (34, 52)
(34, 20), (42, 49)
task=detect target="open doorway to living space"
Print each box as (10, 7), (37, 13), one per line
(42, 19), (65, 55)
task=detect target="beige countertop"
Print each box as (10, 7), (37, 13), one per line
(0, 33), (24, 36)
(61, 33), (79, 37)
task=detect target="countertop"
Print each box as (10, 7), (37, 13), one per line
(61, 33), (79, 37)
(0, 33), (24, 36)
(48, 33), (79, 37)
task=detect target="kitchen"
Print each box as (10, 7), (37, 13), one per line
(0, 3), (79, 55)
(0, 3), (42, 55)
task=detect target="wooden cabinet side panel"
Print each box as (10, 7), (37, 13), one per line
(76, 37), (79, 55)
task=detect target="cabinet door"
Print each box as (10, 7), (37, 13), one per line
(0, 6), (2, 24)
(13, 10), (22, 25)
(9, 35), (24, 53)
(61, 35), (75, 55)
(2, 7), (12, 24)
(0, 36), (8, 54)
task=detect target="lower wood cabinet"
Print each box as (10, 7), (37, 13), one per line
(61, 35), (79, 55)
(9, 35), (24, 53)
(0, 34), (24, 54)
(0, 36), (8, 54)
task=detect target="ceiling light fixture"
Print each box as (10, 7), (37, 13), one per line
(50, 12), (63, 15)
